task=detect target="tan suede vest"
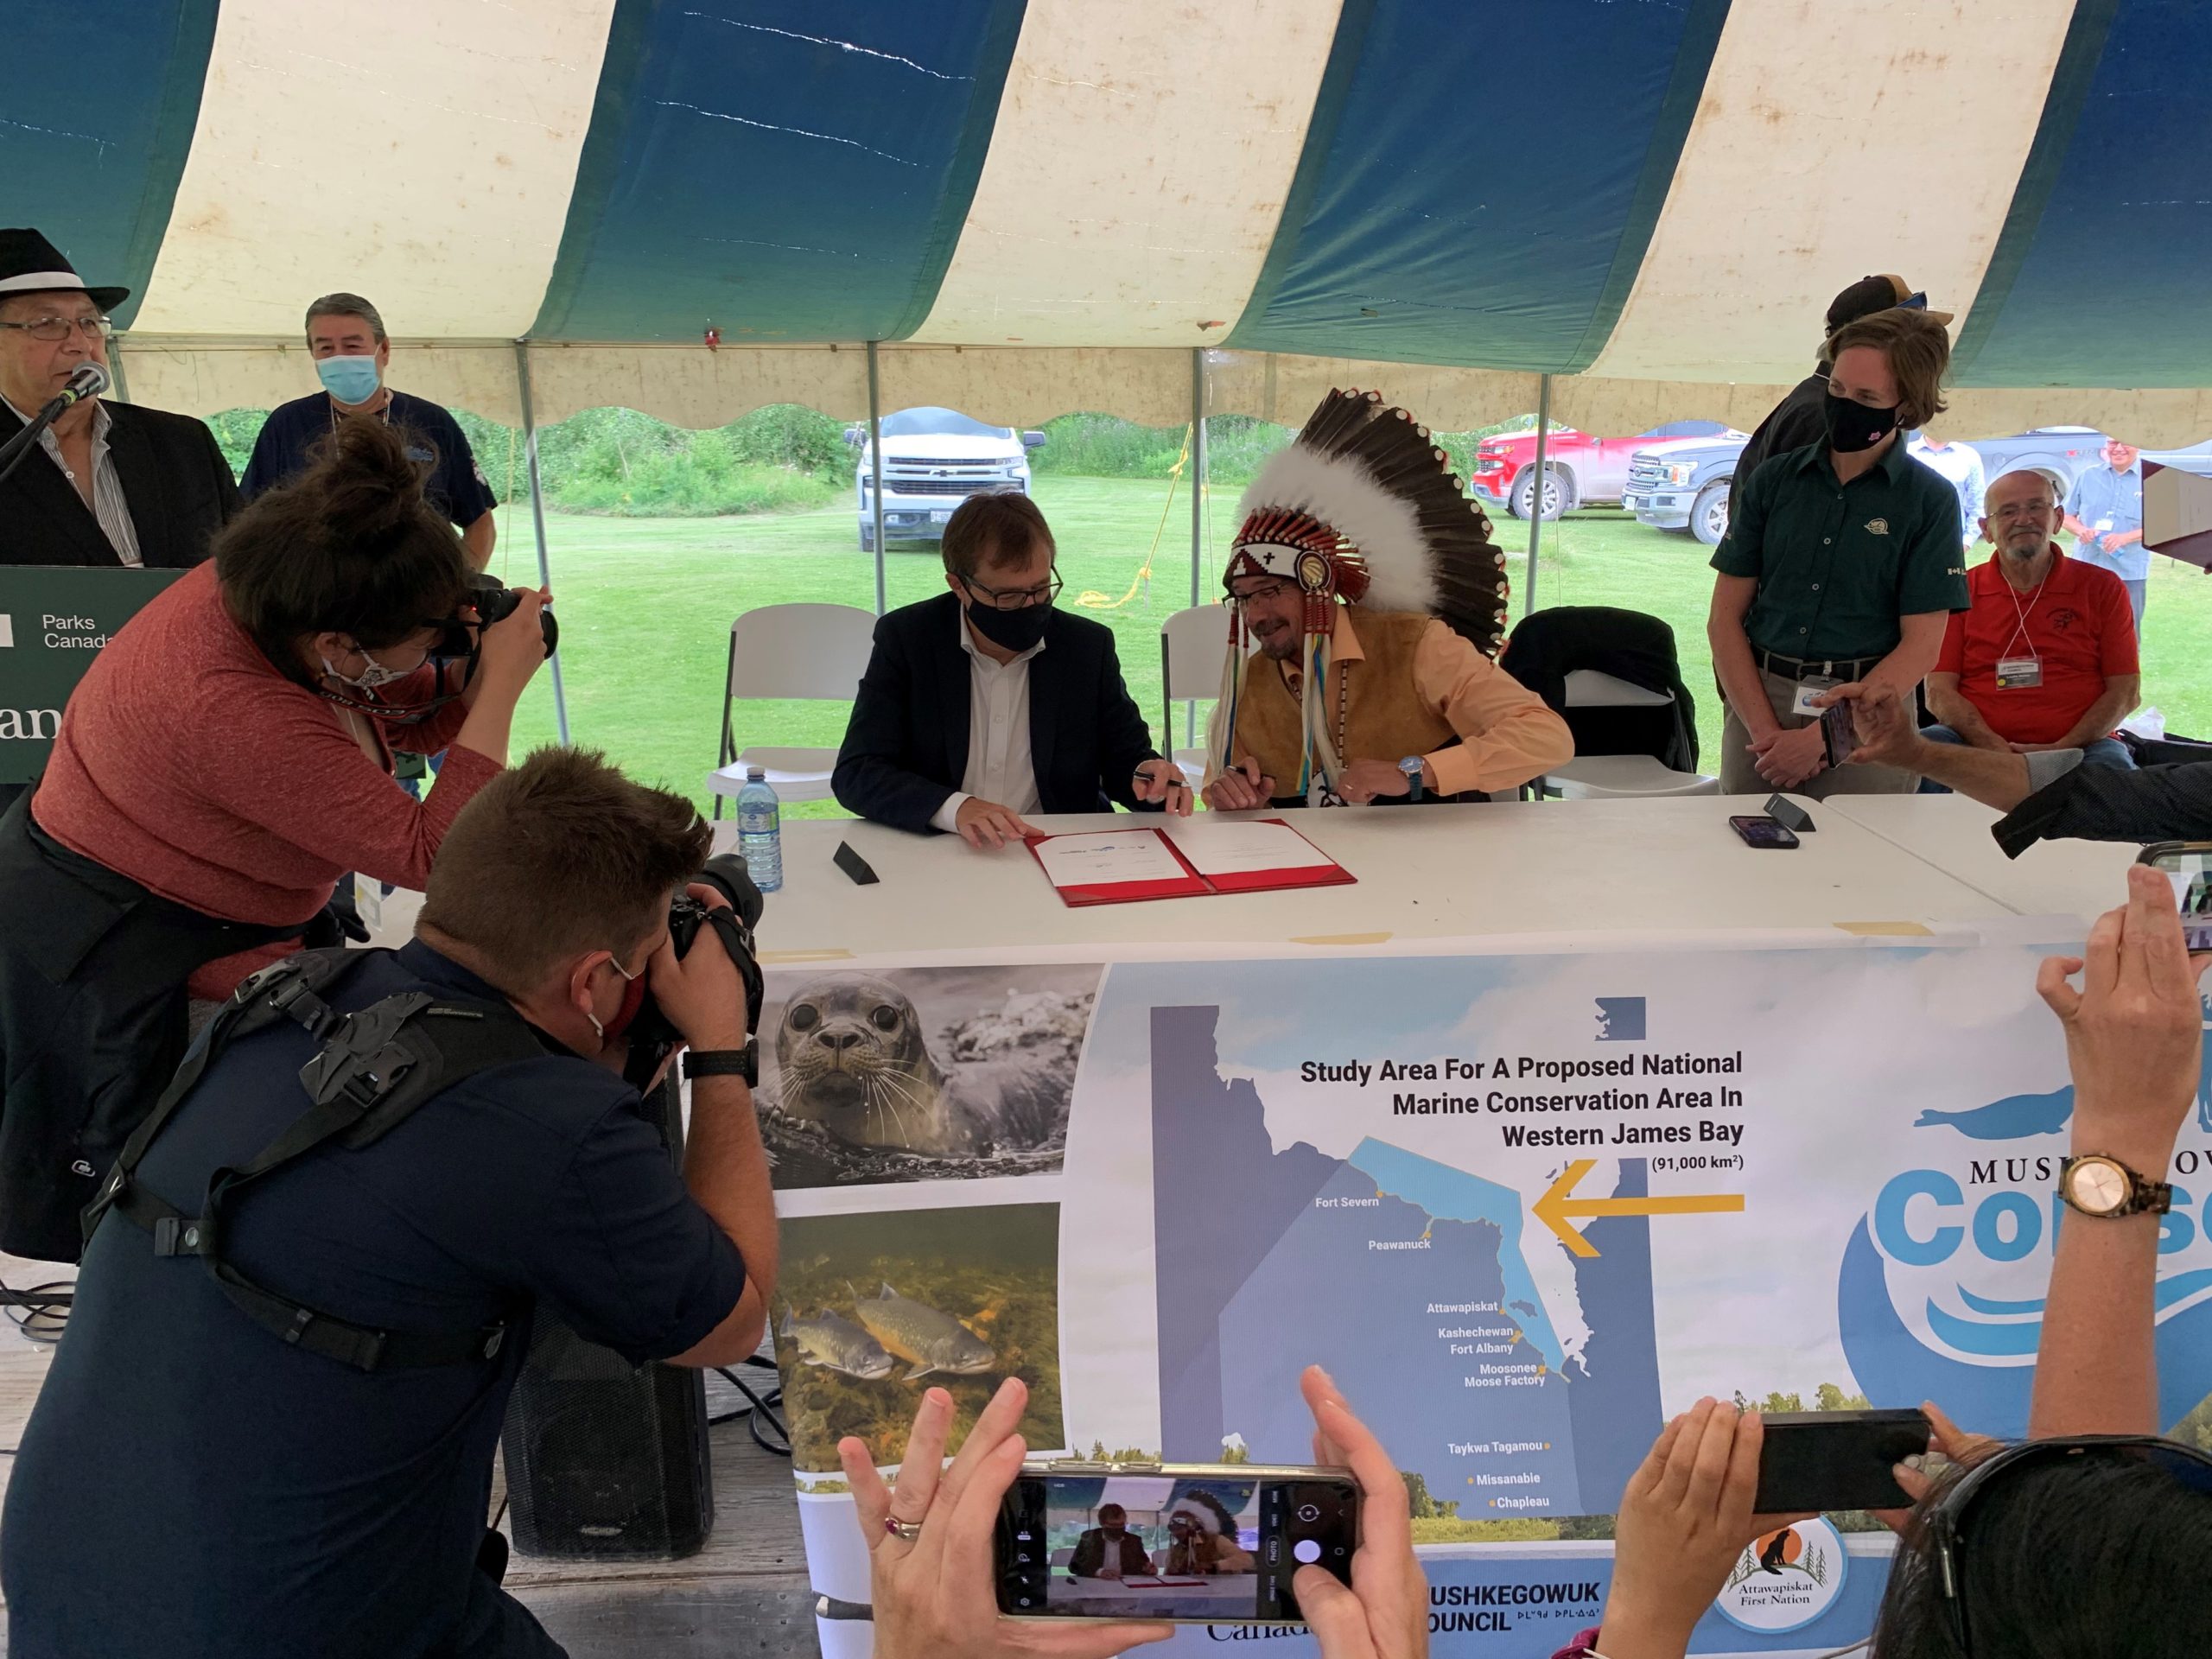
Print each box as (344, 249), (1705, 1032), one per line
(1233, 607), (1455, 785)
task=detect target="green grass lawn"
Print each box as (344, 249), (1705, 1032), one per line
(489, 479), (2212, 814)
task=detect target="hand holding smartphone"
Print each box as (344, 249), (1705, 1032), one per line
(2139, 842), (2212, 950)
(1752, 1409), (1930, 1512)
(1820, 698), (1860, 770)
(997, 1459), (1359, 1624)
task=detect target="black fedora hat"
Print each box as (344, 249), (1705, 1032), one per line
(0, 227), (129, 312)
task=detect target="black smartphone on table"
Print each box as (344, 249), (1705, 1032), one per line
(1754, 1409), (1930, 1512)
(2139, 841), (2212, 950)
(996, 1458), (1359, 1624)
(1729, 815), (1801, 849)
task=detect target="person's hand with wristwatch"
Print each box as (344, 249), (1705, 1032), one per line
(1332, 756), (1436, 804)
(2031, 864), (2211, 1439)
(2041, 865), (2209, 1220)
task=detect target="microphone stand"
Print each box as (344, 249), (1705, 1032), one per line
(0, 385), (95, 491)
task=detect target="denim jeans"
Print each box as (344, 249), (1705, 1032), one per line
(1916, 725), (2135, 793)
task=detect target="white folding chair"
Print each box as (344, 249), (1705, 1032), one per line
(1539, 670), (1718, 798)
(1160, 604), (1231, 778)
(707, 603), (879, 813)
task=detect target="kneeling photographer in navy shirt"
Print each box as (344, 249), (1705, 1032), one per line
(3, 748), (775, 1659)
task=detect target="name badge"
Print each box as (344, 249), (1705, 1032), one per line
(1790, 677), (1837, 717)
(1994, 656), (2043, 690)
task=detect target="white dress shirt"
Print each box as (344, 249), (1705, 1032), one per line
(928, 610), (1046, 832)
(2, 392), (143, 567)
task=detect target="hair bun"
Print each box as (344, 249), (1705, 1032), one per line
(310, 416), (432, 546)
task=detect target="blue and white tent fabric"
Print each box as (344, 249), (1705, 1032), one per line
(14, 0), (2212, 437)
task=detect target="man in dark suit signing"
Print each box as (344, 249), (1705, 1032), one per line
(834, 491), (1191, 847)
(0, 228), (238, 569)
(1069, 1503), (1152, 1580)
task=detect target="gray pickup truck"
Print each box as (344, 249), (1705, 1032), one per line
(1624, 425), (2212, 548)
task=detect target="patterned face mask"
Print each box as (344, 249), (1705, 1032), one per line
(319, 645), (414, 692)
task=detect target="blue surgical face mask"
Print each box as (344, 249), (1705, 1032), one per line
(316, 353), (382, 406)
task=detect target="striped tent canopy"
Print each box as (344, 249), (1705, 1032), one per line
(16, 0), (2212, 441)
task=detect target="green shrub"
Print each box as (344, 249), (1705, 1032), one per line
(554, 455), (837, 517)
(207, 409), (270, 480)
(1030, 413), (1187, 480)
(722, 404), (847, 476)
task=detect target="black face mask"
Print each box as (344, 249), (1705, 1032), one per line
(1825, 392), (1900, 454)
(964, 594), (1051, 653)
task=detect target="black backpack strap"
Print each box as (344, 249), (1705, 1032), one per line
(100, 969), (545, 1371)
(81, 950), (363, 1246)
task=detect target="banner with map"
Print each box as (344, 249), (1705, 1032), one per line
(768, 932), (2212, 1659)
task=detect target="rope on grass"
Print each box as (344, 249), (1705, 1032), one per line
(1074, 423), (1192, 611)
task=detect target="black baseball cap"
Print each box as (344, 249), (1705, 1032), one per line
(1826, 273), (1952, 336)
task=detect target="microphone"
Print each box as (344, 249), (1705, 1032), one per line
(0, 362), (113, 488)
(46, 362), (108, 415)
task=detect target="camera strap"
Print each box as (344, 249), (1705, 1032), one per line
(85, 949), (543, 1371)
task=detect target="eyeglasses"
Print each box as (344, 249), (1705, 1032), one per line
(1988, 500), (2057, 522)
(0, 315), (113, 343)
(1926, 1434), (2212, 1655)
(960, 570), (1062, 610)
(1226, 581), (1296, 608)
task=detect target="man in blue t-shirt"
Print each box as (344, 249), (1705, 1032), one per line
(2063, 438), (2149, 633)
(242, 291), (499, 569)
(3, 749), (773, 1659)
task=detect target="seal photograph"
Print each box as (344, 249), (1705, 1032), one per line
(760, 963), (1099, 1188)
(769, 1202), (1065, 1471)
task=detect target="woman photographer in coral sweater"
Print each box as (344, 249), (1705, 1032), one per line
(0, 416), (547, 1259)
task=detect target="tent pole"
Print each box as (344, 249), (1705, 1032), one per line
(512, 340), (570, 746)
(1187, 347), (1207, 749)
(867, 341), (887, 616)
(105, 336), (131, 404)
(1523, 373), (1552, 619)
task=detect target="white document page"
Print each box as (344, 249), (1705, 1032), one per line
(1165, 818), (1337, 877)
(1032, 830), (1190, 887)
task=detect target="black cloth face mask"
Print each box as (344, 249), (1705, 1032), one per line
(965, 595), (1051, 652)
(1825, 392), (1900, 454)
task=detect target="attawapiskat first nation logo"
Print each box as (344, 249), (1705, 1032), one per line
(1714, 1516), (1850, 1635)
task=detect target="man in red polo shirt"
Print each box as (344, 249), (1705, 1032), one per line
(1920, 467), (2139, 789)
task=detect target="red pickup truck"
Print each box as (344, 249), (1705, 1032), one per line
(1469, 420), (1732, 519)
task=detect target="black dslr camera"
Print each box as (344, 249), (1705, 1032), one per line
(621, 852), (767, 1091)
(438, 572), (559, 658)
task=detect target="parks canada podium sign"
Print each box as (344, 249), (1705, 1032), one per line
(0, 567), (183, 785)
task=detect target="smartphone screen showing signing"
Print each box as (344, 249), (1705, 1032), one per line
(997, 1472), (1357, 1623)
(2152, 846), (2212, 951)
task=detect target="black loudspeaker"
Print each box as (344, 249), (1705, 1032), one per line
(499, 1077), (715, 1559)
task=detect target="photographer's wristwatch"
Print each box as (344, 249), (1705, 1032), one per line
(684, 1039), (759, 1087)
(2058, 1153), (2172, 1219)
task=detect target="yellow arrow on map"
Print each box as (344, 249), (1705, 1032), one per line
(1533, 1159), (1744, 1259)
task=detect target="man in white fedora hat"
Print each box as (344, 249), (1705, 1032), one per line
(0, 226), (238, 569)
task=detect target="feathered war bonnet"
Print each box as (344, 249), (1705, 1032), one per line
(1211, 389), (1510, 794)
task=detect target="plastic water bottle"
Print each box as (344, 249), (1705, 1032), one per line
(737, 768), (783, 893)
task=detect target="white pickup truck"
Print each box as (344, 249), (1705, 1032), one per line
(845, 406), (1047, 551)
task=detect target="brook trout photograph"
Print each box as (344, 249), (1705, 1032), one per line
(770, 1203), (1065, 1471)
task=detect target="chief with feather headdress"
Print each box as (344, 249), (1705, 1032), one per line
(1202, 390), (1573, 808)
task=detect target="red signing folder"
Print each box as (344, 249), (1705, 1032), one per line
(1026, 820), (1353, 907)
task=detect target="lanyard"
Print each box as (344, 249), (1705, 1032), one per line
(1999, 569), (2049, 661)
